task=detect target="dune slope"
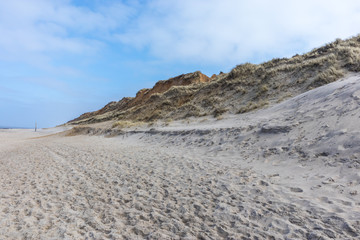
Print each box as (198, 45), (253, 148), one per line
(68, 35), (360, 125)
(1, 74), (359, 239)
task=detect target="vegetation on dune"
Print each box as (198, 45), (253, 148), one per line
(68, 35), (360, 127)
(112, 120), (144, 129)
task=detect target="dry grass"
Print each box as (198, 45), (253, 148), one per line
(276, 93), (293, 103)
(237, 100), (269, 114)
(69, 35), (360, 125)
(309, 67), (344, 89)
(112, 120), (144, 129)
(213, 108), (228, 118)
(259, 84), (269, 93)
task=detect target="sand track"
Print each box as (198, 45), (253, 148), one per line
(0, 132), (359, 239)
(1, 75), (360, 239)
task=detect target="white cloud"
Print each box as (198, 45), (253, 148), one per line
(1, 0), (360, 71)
(117, 0), (360, 64)
(0, 0), (134, 63)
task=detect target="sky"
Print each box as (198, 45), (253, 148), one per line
(1, 0), (360, 128)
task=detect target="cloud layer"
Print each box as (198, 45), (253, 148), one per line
(0, 0), (133, 64)
(118, 0), (360, 64)
(1, 0), (360, 66)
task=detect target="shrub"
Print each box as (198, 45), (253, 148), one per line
(259, 84), (269, 93)
(146, 109), (162, 122)
(234, 86), (247, 94)
(309, 67), (344, 89)
(148, 93), (162, 102)
(178, 103), (201, 118)
(237, 100), (269, 114)
(213, 108), (227, 118)
(228, 63), (258, 79)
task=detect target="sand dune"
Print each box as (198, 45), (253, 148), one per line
(1, 75), (360, 239)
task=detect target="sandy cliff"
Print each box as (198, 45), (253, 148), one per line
(70, 71), (210, 124)
(2, 35), (360, 239)
(68, 35), (360, 125)
(1, 73), (360, 239)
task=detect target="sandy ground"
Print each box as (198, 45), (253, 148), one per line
(1, 75), (360, 239)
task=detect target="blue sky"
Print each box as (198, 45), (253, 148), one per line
(1, 0), (360, 128)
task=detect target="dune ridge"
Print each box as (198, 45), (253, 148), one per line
(1, 73), (359, 239)
(68, 35), (360, 125)
(1, 36), (360, 239)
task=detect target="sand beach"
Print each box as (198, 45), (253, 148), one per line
(1, 75), (360, 239)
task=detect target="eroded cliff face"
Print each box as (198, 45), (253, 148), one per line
(69, 35), (360, 125)
(129, 71), (210, 107)
(69, 71), (210, 124)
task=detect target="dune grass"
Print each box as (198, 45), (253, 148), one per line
(70, 35), (360, 125)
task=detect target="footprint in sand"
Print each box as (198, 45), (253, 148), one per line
(290, 187), (303, 193)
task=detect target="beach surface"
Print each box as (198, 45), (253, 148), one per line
(1, 75), (360, 239)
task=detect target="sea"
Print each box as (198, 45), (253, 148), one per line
(0, 126), (30, 129)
